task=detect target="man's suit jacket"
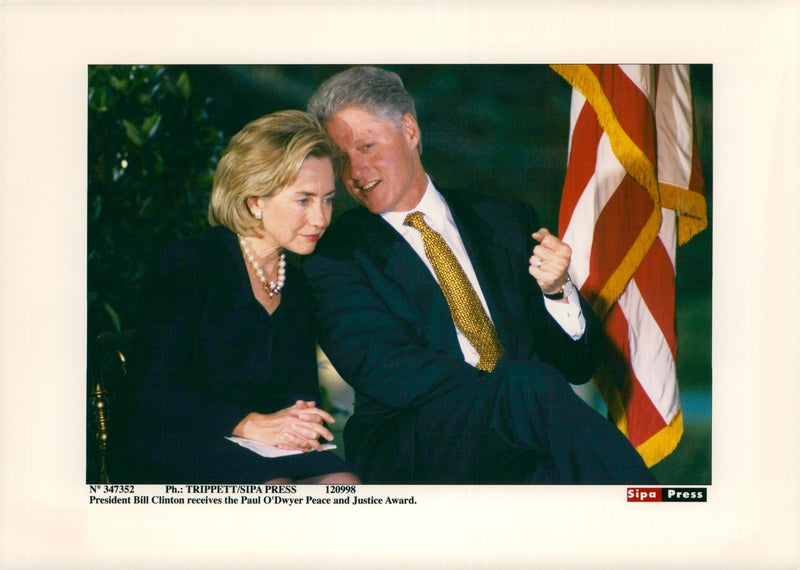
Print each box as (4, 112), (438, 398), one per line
(304, 187), (605, 482)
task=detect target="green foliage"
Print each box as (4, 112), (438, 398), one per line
(88, 65), (225, 339)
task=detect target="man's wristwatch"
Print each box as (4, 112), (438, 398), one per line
(543, 275), (574, 300)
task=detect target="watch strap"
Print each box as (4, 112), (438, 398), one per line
(543, 289), (565, 300)
(543, 276), (572, 300)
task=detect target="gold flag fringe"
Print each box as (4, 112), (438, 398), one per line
(550, 63), (699, 467)
(636, 410), (684, 468)
(550, 64), (662, 321)
(661, 182), (708, 245)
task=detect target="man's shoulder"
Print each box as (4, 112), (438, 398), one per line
(441, 186), (528, 208)
(328, 205), (372, 233)
(439, 187), (538, 228)
(317, 207), (363, 244)
(313, 206), (385, 259)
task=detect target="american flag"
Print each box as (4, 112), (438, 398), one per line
(551, 64), (707, 466)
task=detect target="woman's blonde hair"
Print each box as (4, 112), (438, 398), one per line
(208, 110), (338, 234)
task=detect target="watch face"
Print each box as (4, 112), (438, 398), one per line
(563, 279), (574, 297)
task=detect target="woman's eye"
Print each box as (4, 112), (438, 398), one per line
(297, 198), (309, 205)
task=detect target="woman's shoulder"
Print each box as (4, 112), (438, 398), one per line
(161, 226), (236, 270)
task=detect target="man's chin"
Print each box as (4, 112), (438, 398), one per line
(356, 198), (384, 214)
(347, 189), (382, 213)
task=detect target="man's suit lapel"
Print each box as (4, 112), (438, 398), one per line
(353, 189), (519, 358)
(442, 190), (515, 350)
(357, 210), (463, 358)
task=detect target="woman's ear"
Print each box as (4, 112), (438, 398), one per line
(246, 196), (261, 218)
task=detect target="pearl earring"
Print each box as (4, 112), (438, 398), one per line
(254, 210), (262, 219)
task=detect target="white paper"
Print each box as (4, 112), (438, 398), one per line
(225, 436), (336, 458)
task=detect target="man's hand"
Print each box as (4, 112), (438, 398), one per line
(529, 228), (571, 298)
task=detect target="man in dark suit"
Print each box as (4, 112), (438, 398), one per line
(304, 66), (656, 484)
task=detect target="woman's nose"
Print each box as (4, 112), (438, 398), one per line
(309, 201), (330, 228)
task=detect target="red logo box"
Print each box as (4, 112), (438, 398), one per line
(627, 487), (708, 502)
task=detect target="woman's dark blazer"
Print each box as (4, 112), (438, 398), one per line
(114, 225), (342, 483)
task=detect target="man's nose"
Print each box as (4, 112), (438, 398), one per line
(348, 154), (367, 183)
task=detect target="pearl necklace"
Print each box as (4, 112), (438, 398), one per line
(238, 235), (286, 298)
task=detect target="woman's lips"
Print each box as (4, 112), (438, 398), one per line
(301, 234), (321, 242)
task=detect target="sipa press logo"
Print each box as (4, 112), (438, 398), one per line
(627, 487), (707, 502)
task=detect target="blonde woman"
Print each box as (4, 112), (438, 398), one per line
(114, 111), (359, 484)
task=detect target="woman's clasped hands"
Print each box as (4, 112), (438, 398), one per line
(232, 400), (336, 452)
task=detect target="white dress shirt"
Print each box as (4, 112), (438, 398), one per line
(381, 178), (585, 367)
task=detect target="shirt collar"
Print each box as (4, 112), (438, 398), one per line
(381, 176), (449, 231)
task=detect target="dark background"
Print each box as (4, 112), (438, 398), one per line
(88, 64), (711, 484)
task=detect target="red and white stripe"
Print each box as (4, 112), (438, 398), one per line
(551, 64), (706, 466)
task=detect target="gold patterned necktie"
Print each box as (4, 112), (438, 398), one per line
(403, 211), (504, 372)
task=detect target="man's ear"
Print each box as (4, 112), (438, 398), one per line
(401, 113), (420, 150)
